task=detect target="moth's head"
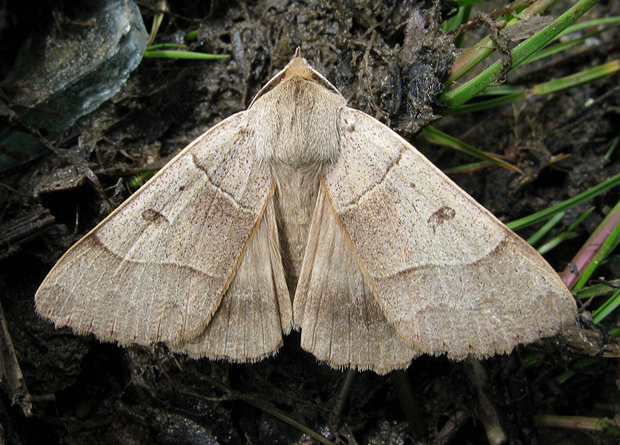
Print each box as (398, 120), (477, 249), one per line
(249, 50), (343, 109)
(281, 57), (316, 82)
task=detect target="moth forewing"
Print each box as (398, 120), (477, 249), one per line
(35, 52), (576, 374)
(294, 188), (420, 373)
(171, 197), (292, 362)
(321, 107), (576, 360)
(35, 112), (280, 351)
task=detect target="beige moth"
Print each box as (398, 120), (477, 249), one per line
(35, 50), (576, 374)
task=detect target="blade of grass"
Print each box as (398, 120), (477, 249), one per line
(554, 356), (602, 384)
(592, 288), (620, 324)
(506, 171), (620, 231)
(609, 327), (620, 337)
(146, 43), (187, 50)
(560, 207), (593, 233)
(533, 59), (620, 95)
(442, 0), (600, 109)
(443, 160), (492, 174)
(604, 132), (620, 161)
(441, 90), (526, 114)
(128, 171), (155, 191)
(531, 207), (594, 253)
(447, 0), (558, 86)
(182, 369), (337, 445)
(479, 85), (524, 96)
(147, 0), (167, 47)
(535, 414), (620, 433)
(420, 126), (522, 172)
(443, 4), (472, 48)
(143, 51), (229, 60)
(527, 211), (565, 246)
(527, 18), (620, 63)
(455, 0), (485, 6)
(445, 59), (620, 114)
(562, 198), (620, 289)
(185, 29), (198, 41)
(245, 396), (338, 445)
(443, 59), (620, 115)
(575, 278), (620, 300)
(556, 16), (620, 36)
(536, 231), (580, 255)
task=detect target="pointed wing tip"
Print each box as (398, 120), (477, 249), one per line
(34, 287), (62, 322)
(399, 298), (578, 362)
(445, 316), (578, 361)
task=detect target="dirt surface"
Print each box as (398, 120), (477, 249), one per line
(1, 0), (620, 444)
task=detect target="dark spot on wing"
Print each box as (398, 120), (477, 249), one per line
(142, 209), (169, 224)
(427, 206), (456, 232)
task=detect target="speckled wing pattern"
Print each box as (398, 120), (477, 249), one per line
(294, 189), (420, 374)
(36, 112), (292, 361)
(301, 108), (576, 363)
(35, 54), (576, 374)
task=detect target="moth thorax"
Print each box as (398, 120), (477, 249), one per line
(252, 77), (345, 167)
(274, 125), (340, 167)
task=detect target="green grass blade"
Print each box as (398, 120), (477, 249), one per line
(536, 231), (580, 255)
(568, 207), (596, 232)
(443, 59), (619, 115)
(244, 396), (337, 445)
(527, 211), (565, 246)
(604, 133), (620, 160)
(609, 327), (620, 337)
(566, 199), (620, 290)
(143, 51), (229, 60)
(575, 279), (620, 300)
(421, 126), (522, 172)
(446, 0), (558, 86)
(146, 43), (187, 50)
(441, 90), (526, 115)
(507, 171), (620, 231)
(442, 0), (600, 109)
(443, 4), (472, 48)
(527, 18), (620, 63)
(592, 288), (620, 324)
(455, 0), (485, 6)
(533, 59), (620, 96)
(443, 161), (491, 174)
(445, 60), (620, 115)
(533, 207), (594, 253)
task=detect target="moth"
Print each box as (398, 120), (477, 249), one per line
(36, 50), (576, 374)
